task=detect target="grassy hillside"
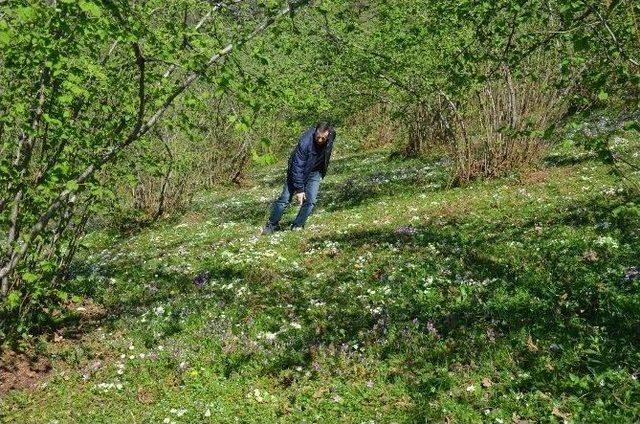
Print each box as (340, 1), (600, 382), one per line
(2, 144), (640, 423)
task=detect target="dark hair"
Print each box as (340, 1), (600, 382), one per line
(315, 121), (332, 133)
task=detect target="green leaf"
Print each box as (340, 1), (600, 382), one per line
(66, 180), (80, 191)
(0, 23), (10, 47)
(597, 90), (609, 101)
(5, 291), (21, 310)
(623, 120), (640, 131)
(22, 272), (38, 283)
(16, 7), (36, 21)
(79, 1), (102, 17)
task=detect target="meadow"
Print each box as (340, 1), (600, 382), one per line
(2, 137), (640, 423)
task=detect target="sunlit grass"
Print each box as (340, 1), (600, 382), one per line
(2, 144), (640, 423)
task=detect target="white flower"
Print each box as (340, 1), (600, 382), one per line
(290, 322), (302, 330)
(466, 385), (476, 392)
(253, 388), (265, 402)
(170, 408), (187, 417)
(595, 235), (619, 249)
(204, 409), (211, 417)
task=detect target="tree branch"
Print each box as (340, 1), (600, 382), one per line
(0, 0), (311, 284)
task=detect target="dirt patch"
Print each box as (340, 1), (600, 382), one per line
(0, 350), (52, 395)
(432, 200), (472, 219)
(0, 299), (106, 396)
(520, 169), (551, 185)
(519, 166), (573, 186)
(70, 298), (107, 323)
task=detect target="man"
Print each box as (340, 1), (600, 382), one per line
(261, 122), (336, 234)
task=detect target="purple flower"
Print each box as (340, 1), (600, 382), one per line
(395, 226), (418, 236)
(193, 271), (210, 288)
(622, 266), (640, 283)
(426, 320), (440, 338)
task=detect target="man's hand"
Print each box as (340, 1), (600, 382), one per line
(294, 191), (306, 205)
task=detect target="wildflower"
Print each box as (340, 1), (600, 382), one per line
(170, 408), (187, 417)
(252, 388), (265, 402)
(193, 271), (210, 288)
(621, 266), (640, 283)
(595, 236), (619, 249)
(395, 225), (418, 236)
(486, 327), (497, 342)
(426, 320), (439, 338)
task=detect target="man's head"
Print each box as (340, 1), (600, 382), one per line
(314, 121), (332, 146)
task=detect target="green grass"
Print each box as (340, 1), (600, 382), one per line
(2, 144), (640, 423)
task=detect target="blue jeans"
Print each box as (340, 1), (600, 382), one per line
(268, 171), (322, 227)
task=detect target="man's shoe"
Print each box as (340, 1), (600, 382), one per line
(261, 222), (276, 235)
(290, 224), (304, 231)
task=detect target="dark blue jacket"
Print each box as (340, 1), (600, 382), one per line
(287, 126), (336, 194)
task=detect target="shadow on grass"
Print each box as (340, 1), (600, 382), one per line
(297, 191), (640, 419)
